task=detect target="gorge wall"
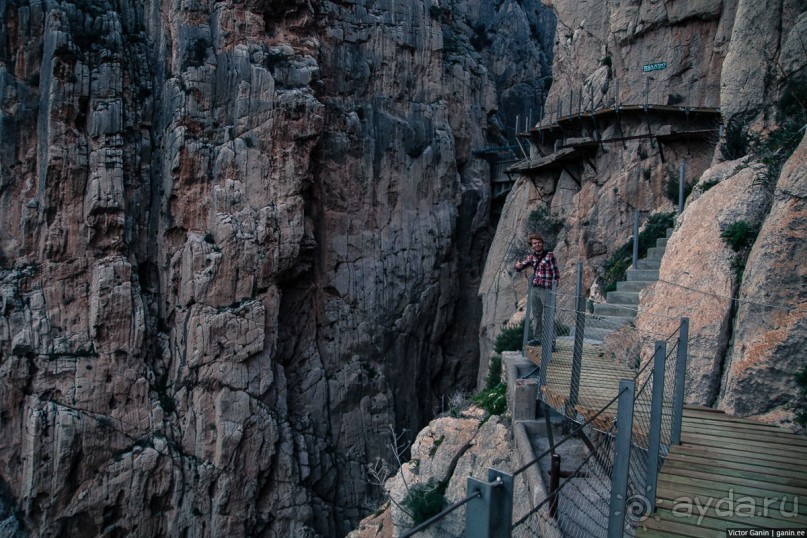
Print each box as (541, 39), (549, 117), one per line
(0, 1), (554, 536)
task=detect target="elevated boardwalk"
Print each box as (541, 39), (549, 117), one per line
(637, 407), (807, 537)
(509, 103), (722, 174)
(524, 336), (807, 537)
(525, 340), (633, 431)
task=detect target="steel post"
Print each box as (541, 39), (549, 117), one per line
(538, 282), (557, 390)
(569, 262), (585, 411)
(671, 318), (689, 445)
(465, 470), (514, 538)
(678, 161), (685, 215)
(550, 454), (561, 518)
(522, 281), (534, 352)
(646, 340), (667, 509)
(632, 210), (640, 269)
(608, 379), (636, 538)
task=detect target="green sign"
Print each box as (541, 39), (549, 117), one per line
(642, 62), (667, 72)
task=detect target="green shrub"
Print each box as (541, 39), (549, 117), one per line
(720, 117), (750, 161)
(720, 221), (758, 252)
(729, 255), (746, 281)
(471, 382), (507, 415)
(485, 354), (502, 389)
(402, 478), (447, 525)
(664, 165), (694, 205)
(698, 178), (720, 193)
(493, 321), (524, 353)
(527, 207), (564, 244)
(721, 220), (760, 284)
(751, 108), (807, 192)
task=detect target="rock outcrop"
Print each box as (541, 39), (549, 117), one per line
(348, 407), (538, 538)
(633, 158), (772, 405)
(0, 0), (554, 536)
(719, 133), (807, 422)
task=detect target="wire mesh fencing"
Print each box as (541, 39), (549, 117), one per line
(408, 279), (691, 537)
(517, 280), (689, 537)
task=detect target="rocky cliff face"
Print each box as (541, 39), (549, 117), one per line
(0, 0), (553, 536)
(480, 0), (806, 426)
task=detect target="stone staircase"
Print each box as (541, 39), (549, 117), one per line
(586, 229), (673, 342)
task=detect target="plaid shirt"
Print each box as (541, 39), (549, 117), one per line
(517, 250), (559, 288)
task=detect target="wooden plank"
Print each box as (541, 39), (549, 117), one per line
(658, 472), (807, 500)
(656, 486), (807, 527)
(669, 444), (807, 470)
(664, 453), (807, 480)
(682, 415), (805, 436)
(661, 459), (807, 490)
(652, 505), (807, 533)
(680, 432), (807, 456)
(655, 484), (807, 520)
(684, 405), (725, 413)
(680, 423), (807, 447)
(639, 516), (726, 537)
(682, 411), (784, 429)
(659, 465), (807, 496)
(683, 409), (781, 428)
(681, 417), (805, 440)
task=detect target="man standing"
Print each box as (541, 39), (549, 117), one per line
(514, 234), (560, 344)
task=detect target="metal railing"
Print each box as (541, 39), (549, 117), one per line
(399, 262), (690, 537)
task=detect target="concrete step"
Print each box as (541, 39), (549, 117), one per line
(666, 227), (674, 238)
(616, 280), (652, 293)
(585, 315), (635, 333)
(592, 303), (639, 317)
(627, 268), (659, 281)
(636, 258), (661, 270)
(646, 246), (665, 260)
(606, 290), (640, 305)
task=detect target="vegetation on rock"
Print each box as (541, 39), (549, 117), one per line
(493, 321), (524, 353)
(472, 353), (507, 416)
(402, 478), (448, 525)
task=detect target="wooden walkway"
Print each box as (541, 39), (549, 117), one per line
(525, 339), (635, 431)
(525, 342), (807, 537)
(637, 407), (807, 537)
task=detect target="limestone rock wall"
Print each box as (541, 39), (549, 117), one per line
(0, 1), (553, 536)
